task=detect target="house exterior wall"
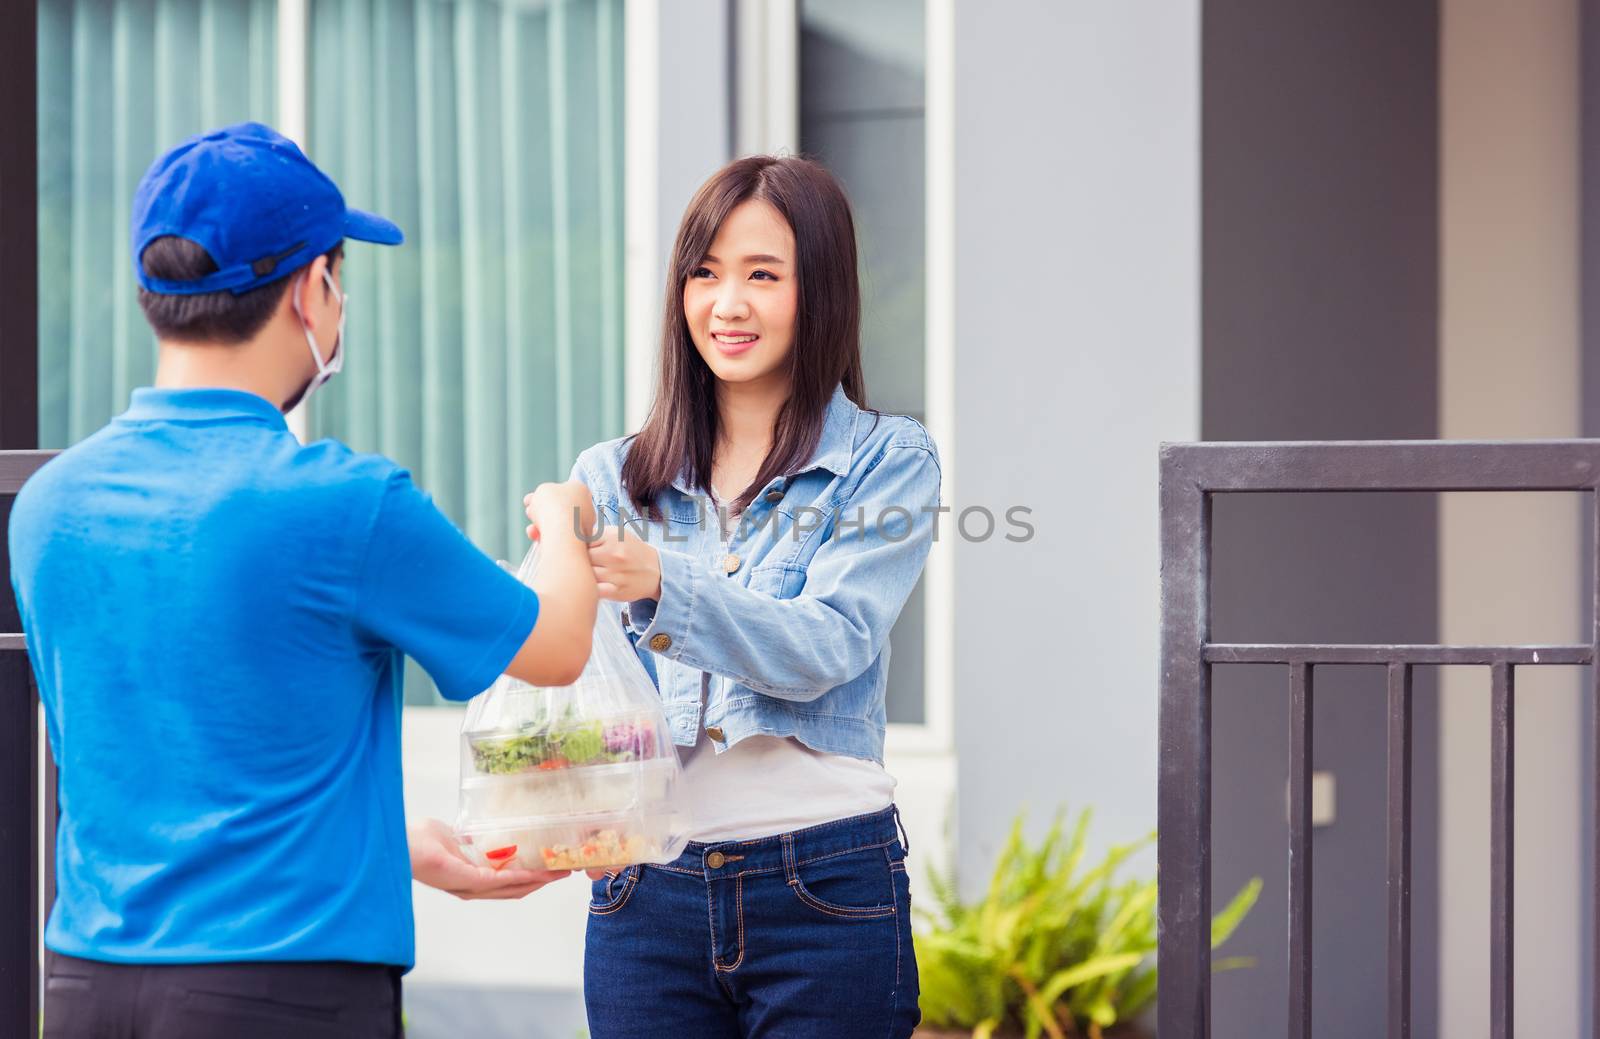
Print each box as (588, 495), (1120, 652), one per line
(949, 0), (1200, 889)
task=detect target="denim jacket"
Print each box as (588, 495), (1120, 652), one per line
(570, 385), (942, 764)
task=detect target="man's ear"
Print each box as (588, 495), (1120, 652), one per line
(289, 255), (331, 327)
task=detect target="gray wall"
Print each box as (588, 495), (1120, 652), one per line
(798, 0), (929, 725)
(1203, 1), (1440, 1036)
(951, 0), (1200, 891)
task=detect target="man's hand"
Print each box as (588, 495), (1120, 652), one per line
(506, 480), (601, 687)
(523, 481), (597, 543)
(585, 524), (663, 602)
(408, 817), (570, 900)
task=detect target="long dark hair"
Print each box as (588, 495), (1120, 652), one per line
(621, 155), (868, 517)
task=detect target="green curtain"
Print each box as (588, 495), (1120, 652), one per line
(308, 0), (625, 563)
(307, 0), (626, 701)
(37, 0), (278, 449)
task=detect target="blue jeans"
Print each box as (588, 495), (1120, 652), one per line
(583, 806), (921, 1038)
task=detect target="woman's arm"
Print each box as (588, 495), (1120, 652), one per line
(600, 440), (942, 702)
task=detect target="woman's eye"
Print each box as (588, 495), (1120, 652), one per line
(690, 266), (714, 279)
(751, 269), (778, 281)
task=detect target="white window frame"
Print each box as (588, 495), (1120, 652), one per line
(623, 0), (659, 429)
(277, 0), (312, 443)
(919, 0), (956, 758)
(733, 0), (799, 157)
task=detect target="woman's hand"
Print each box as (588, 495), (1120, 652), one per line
(585, 525), (663, 602)
(407, 817), (571, 900)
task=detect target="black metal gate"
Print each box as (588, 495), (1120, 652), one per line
(3, 450), (58, 1036)
(1158, 440), (1600, 1039)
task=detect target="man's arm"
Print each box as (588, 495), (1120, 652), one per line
(352, 474), (599, 699)
(502, 481), (599, 687)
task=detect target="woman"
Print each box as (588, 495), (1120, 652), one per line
(535, 155), (939, 1038)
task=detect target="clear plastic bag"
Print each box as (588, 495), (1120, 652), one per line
(454, 544), (687, 872)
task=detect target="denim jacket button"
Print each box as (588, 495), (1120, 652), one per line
(764, 488), (784, 503)
(705, 726), (725, 742)
(721, 553), (741, 574)
(649, 633), (673, 652)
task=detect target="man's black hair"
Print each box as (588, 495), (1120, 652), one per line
(137, 237), (344, 344)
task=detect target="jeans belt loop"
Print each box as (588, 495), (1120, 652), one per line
(781, 832), (798, 883)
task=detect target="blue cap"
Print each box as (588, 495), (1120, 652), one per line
(131, 122), (403, 296)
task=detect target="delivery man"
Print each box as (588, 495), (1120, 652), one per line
(9, 122), (597, 1038)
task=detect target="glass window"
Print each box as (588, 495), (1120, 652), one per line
(309, 0), (626, 702)
(799, 0), (927, 724)
(37, 0), (278, 449)
(308, 0), (625, 563)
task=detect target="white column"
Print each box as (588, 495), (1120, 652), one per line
(277, 0), (310, 443)
(733, 0), (798, 157)
(623, 0), (660, 432)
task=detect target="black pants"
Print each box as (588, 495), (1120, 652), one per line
(42, 950), (402, 1038)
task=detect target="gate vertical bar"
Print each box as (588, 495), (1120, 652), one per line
(1387, 662), (1413, 1039)
(0, 653), (36, 1039)
(1587, 486), (1600, 1037)
(1288, 662), (1314, 1039)
(1158, 452), (1212, 1038)
(1491, 661), (1515, 1039)
(1, 463), (44, 1037)
(1594, 488), (1600, 1039)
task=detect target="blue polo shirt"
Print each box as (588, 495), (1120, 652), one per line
(8, 388), (540, 969)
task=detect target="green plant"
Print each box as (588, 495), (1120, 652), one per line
(915, 810), (1261, 1039)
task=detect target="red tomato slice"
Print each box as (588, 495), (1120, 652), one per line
(485, 845), (518, 868)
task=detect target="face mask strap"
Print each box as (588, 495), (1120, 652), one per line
(291, 266), (347, 400)
(321, 267), (347, 374)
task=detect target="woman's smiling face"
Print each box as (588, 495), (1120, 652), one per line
(682, 199), (799, 391)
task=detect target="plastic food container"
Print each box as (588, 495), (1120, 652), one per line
(455, 543), (688, 871)
(459, 757), (678, 821)
(458, 805), (682, 872)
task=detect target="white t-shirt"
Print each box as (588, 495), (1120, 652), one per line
(679, 725), (897, 842)
(675, 485), (897, 842)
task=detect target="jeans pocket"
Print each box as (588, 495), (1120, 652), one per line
(589, 864), (641, 915)
(45, 974), (92, 993)
(42, 973), (95, 1039)
(785, 845), (899, 920)
(183, 988), (343, 1024)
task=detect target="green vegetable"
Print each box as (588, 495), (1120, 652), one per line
(471, 721), (611, 774)
(470, 731), (552, 774)
(560, 722), (605, 765)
